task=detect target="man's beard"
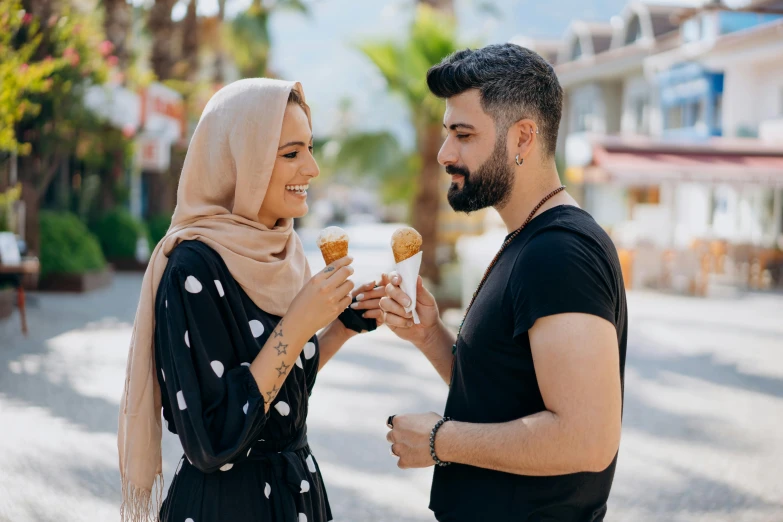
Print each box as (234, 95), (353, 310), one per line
(446, 138), (515, 213)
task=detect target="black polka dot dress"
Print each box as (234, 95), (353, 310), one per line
(154, 240), (332, 522)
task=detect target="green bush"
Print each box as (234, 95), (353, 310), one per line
(147, 214), (172, 251)
(91, 208), (148, 260)
(39, 212), (106, 277)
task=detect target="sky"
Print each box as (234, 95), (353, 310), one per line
(161, 0), (702, 147)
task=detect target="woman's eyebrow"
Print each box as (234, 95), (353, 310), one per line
(278, 137), (314, 150)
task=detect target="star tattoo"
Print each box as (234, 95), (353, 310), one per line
(274, 342), (288, 356)
(276, 361), (290, 377)
(273, 320), (284, 338)
(265, 384), (279, 403)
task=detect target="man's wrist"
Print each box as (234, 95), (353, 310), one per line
(325, 318), (356, 344)
(433, 418), (461, 464)
(417, 320), (452, 355)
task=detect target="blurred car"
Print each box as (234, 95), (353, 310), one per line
(298, 223), (405, 287)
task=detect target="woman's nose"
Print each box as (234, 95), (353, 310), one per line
(303, 155), (320, 179)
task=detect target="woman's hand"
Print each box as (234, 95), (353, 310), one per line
(349, 275), (390, 328)
(288, 256), (355, 336)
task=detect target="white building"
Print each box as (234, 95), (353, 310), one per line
(554, 2), (684, 228)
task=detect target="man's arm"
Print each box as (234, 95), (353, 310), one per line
(375, 274), (456, 385)
(400, 313), (621, 475)
(415, 320), (456, 384)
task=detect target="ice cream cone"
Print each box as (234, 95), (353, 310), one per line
(317, 226), (349, 265)
(391, 227), (422, 264)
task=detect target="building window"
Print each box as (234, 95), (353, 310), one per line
(572, 39), (583, 60)
(714, 93), (723, 128)
(690, 99), (705, 127)
(682, 18), (701, 42)
(632, 97), (648, 134)
(667, 105), (683, 129)
(575, 101), (593, 132)
(719, 11), (783, 35)
(625, 16), (643, 44)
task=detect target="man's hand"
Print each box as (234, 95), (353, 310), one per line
(349, 277), (389, 328)
(379, 274), (440, 347)
(386, 412), (442, 469)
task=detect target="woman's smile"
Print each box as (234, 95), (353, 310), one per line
(285, 183), (309, 199)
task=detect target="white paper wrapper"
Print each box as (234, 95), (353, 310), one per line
(395, 251), (422, 324)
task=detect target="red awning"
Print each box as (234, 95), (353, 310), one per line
(583, 140), (783, 187)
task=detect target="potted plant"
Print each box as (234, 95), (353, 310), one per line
(38, 211), (112, 292)
(91, 208), (150, 271)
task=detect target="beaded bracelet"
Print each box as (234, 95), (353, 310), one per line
(430, 417), (453, 467)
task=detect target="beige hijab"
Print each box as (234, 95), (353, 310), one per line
(118, 78), (312, 521)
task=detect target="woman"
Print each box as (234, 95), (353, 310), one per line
(118, 79), (386, 522)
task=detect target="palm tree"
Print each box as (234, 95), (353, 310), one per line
(419, 0), (454, 14)
(148, 0), (177, 80)
(355, 4), (459, 283)
(180, 0), (199, 80)
(101, 0), (131, 70)
(213, 0), (228, 83)
(224, 0), (309, 79)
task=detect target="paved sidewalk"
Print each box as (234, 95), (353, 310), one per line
(0, 275), (782, 521)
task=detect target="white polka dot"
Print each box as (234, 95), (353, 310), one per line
(264, 482), (271, 498)
(243, 402), (249, 414)
(161, 369), (165, 382)
(214, 280), (225, 297)
(184, 331), (190, 348)
(306, 454), (316, 473)
(300, 479), (310, 493)
(247, 447), (252, 457)
(176, 391), (187, 410)
(220, 463), (233, 471)
(184, 276), (203, 293)
(249, 320), (264, 338)
(241, 362), (250, 367)
(303, 342), (316, 360)
(274, 401), (290, 416)
(299, 514), (307, 522)
(165, 299), (168, 308)
(295, 356), (303, 369)
(185, 519), (194, 522)
(210, 361), (224, 378)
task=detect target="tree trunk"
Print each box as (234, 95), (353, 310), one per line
(21, 181), (40, 256)
(102, 0), (132, 71)
(149, 0), (177, 81)
(417, 0), (454, 14)
(412, 124), (443, 284)
(213, 0), (227, 83)
(181, 0), (199, 81)
(22, 0), (56, 22)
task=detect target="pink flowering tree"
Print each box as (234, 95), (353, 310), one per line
(7, 0), (128, 254)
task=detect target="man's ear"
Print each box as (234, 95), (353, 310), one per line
(513, 119), (539, 161)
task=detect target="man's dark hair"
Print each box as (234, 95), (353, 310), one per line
(427, 43), (563, 157)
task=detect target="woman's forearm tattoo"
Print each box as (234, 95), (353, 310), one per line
(276, 361), (290, 377)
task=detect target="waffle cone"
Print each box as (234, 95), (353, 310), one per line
(391, 227), (422, 264)
(319, 240), (349, 265)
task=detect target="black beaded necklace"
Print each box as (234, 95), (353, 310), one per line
(452, 186), (567, 355)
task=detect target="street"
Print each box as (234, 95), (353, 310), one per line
(0, 274), (782, 522)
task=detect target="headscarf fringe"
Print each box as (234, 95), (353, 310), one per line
(120, 473), (164, 522)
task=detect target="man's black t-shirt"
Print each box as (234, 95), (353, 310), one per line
(430, 205), (627, 522)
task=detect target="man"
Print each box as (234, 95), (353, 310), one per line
(374, 44), (627, 521)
